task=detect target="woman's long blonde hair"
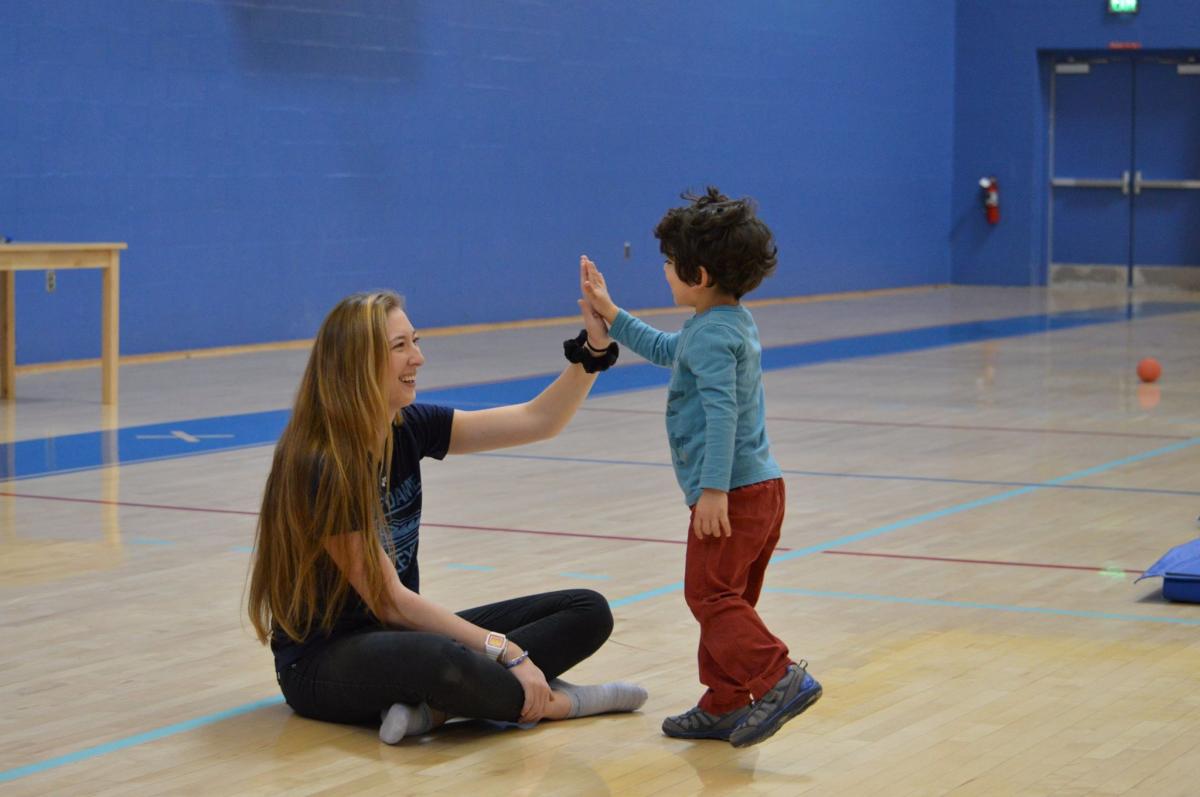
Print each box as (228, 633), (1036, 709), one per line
(247, 291), (403, 645)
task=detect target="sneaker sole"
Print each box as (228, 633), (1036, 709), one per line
(662, 727), (735, 741)
(729, 682), (823, 749)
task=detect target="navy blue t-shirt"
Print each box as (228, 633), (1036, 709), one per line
(271, 403), (454, 669)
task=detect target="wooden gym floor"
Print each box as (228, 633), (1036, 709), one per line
(2, 286), (1199, 795)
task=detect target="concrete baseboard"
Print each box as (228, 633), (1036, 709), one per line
(1050, 264), (1200, 291)
(1049, 264), (1127, 287)
(1133, 265), (1200, 291)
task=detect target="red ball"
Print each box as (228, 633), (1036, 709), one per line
(1137, 357), (1162, 384)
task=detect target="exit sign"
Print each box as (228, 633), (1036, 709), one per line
(1109, 0), (1138, 13)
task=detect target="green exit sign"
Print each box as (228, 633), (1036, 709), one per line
(1109, 0), (1138, 13)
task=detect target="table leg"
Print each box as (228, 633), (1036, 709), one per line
(101, 254), (120, 404)
(0, 270), (14, 400)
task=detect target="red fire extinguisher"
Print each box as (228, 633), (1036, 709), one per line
(979, 176), (1000, 225)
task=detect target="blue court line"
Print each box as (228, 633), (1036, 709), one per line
(557, 572), (611, 581)
(475, 452), (1200, 498)
(769, 436), (1200, 564)
(762, 587), (1200, 626)
(1042, 438), (1200, 483)
(0, 696), (285, 784)
(606, 435), (1200, 605)
(3, 300), (1197, 482)
(608, 581), (685, 608)
(770, 486), (1040, 562)
(779, 470), (1200, 498)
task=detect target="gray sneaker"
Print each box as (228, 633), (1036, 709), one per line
(729, 661), (822, 748)
(662, 703), (753, 740)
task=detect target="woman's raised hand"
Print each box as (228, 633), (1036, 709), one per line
(580, 255), (618, 325)
(578, 255), (612, 348)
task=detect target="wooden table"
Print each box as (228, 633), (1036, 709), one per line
(0, 243), (125, 404)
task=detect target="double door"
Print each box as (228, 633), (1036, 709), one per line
(1049, 57), (1200, 287)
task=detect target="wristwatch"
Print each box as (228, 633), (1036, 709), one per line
(484, 631), (507, 661)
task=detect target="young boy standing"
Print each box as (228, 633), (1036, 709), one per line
(581, 187), (821, 747)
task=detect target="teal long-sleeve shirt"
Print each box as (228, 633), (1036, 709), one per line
(608, 305), (781, 507)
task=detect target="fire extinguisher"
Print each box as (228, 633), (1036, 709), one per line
(979, 176), (1000, 225)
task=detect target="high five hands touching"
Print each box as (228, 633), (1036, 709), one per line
(578, 255), (613, 349)
(581, 257), (619, 325)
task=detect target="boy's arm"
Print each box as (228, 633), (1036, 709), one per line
(689, 324), (740, 537)
(610, 310), (678, 367)
(582, 257), (678, 367)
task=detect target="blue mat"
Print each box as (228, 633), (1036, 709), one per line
(1136, 537), (1200, 604)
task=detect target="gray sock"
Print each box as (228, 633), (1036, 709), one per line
(379, 702), (434, 744)
(550, 679), (648, 719)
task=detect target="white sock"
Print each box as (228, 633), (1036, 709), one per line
(550, 679), (648, 719)
(379, 702), (434, 744)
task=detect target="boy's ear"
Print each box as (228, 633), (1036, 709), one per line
(697, 265), (713, 288)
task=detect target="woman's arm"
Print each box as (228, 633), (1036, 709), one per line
(323, 532), (553, 721)
(447, 365), (597, 454)
(448, 256), (610, 456)
(324, 533), (492, 642)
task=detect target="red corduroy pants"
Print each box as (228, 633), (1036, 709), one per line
(685, 477), (792, 714)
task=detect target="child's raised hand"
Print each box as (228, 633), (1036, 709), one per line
(581, 255), (618, 324)
(692, 489), (732, 539)
(578, 295), (611, 349)
(578, 256), (611, 349)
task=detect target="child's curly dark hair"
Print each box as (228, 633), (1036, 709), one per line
(653, 186), (778, 299)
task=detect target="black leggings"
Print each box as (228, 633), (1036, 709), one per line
(277, 589), (614, 725)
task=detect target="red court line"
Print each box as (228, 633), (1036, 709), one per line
(582, 407), (1189, 441)
(0, 490), (701, 549)
(2, 490), (1144, 573)
(820, 549), (1143, 575)
(420, 521), (707, 549)
(0, 491), (258, 516)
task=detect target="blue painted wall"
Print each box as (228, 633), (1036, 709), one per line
(1, 0), (954, 365)
(951, 0), (1200, 286)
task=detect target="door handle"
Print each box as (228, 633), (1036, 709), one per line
(1135, 175), (1200, 190)
(1133, 170), (1142, 195)
(1122, 170), (1130, 195)
(1050, 177), (1127, 189)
